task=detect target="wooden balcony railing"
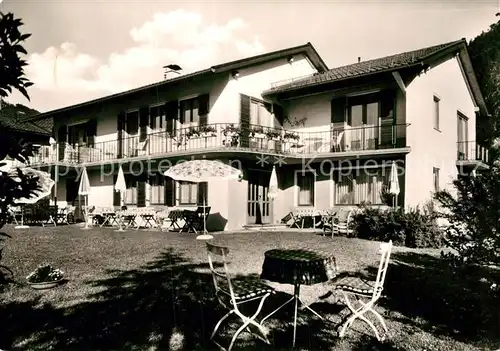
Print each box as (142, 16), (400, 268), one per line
(27, 123), (408, 166)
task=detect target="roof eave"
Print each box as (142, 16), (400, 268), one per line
(456, 43), (489, 116)
(26, 43), (328, 121)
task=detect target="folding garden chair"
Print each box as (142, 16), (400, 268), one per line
(331, 240), (393, 341)
(206, 243), (274, 351)
(281, 211), (301, 228)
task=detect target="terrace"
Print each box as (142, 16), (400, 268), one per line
(28, 123), (409, 167)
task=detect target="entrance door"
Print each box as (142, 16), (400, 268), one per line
(247, 170), (271, 224)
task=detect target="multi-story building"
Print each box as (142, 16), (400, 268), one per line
(23, 39), (489, 231)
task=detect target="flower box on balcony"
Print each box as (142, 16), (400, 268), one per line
(252, 133), (266, 139)
(199, 125), (217, 137)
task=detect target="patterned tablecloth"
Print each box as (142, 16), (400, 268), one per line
(260, 248), (338, 286)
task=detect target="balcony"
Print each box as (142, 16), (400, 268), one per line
(27, 123), (409, 167)
(456, 140), (490, 172)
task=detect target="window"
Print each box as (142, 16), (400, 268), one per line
(433, 167), (440, 192)
(180, 98), (199, 128)
(125, 110), (139, 135)
(433, 95), (440, 130)
(457, 112), (468, 159)
(149, 105), (166, 132)
(67, 123), (87, 146)
(334, 168), (389, 205)
(250, 99), (273, 128)
(179, 181), (198, 205)
(150, 175), (165, 205)
(296, 171), (315, 206)
(125, 176), (137, 205)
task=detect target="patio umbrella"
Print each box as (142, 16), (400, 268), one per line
(11, 167), (55, 229)
(78, 167), (91, 229)
(164, 160), (243, 240)
(114, 165), (127, 232)
(388, 161), (400, 207)
(268, 166), (278, 224)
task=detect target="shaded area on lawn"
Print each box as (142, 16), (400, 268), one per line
(0, 247), (359, 350)
(378, 251), (500, 348)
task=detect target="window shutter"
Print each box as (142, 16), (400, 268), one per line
(57, 125), (67, 162)
(139, 107), (149, 142)
(240, 94), (250, 147)
(165, 101), (178, 134)
(178, 100), (185, 125)
(198, 94), (209, 125)
(113, 175), (121, 206)
(273, 104), (284, 126)
(380, 90), (395, 147)
(165, 177), (175, 206)
(57, 125), (67, 142)
(197, 182), (208, 206)
(117, 111), (125, 158)
(86, 119), (97, 147)
(137, 178), (146, 207)
(331, 97), (346, 124)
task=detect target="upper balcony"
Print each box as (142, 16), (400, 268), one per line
(28, 122), (409, 167)
(456, 140), (490, 172)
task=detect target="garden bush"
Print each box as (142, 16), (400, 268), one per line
(350, 202), (443, 248)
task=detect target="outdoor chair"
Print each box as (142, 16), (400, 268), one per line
(331, 131), (345, 152)
(135, 137), (150, 156)
(195, 206), (211, 230)
(206, 243), (274, 351)
(42, 205), (58, 227)
(181, 210), (200, 233)
(324, 208), (354, 237)
(330, 240), (393, 341)
(281, 211), (301, 228)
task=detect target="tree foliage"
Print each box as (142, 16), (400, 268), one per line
(434, 167), (500, 267)
(0, 12), (38, 232)
(468, 19), (500, 143)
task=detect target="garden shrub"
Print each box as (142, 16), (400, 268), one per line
(351, 202), (443, 248)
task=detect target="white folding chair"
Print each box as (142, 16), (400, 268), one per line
(332, 240), (392, 341)
(206, 243), (274, 351)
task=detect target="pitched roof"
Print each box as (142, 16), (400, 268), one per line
(264, 39), (465, 94)
(0, 102), (50, 136)
(27, 42), (328, 121)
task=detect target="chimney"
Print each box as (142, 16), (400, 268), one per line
(358, 57), (361, 63)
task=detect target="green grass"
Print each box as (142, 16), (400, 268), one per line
(0, 225), (498, 350)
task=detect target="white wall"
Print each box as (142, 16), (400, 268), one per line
(217, 54), (319, 125)
(405, 56), (477, 208)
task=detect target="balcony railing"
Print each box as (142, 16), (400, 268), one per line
(457, 141), (489, 164)
(27, 123), (408, 166)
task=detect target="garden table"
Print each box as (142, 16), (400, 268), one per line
(260, 248), (338, 347)
(100, 210), (119, 227)
(167, 209), (185, 231)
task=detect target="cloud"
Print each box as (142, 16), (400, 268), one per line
(12, 9), (264, 112)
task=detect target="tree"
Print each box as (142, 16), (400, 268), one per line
(0, 11), (39, 279)
(0, 12), (33, 100)
(434, 166), (500, 267)
(468, 19), (500, 144)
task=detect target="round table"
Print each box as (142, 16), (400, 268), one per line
(260, 248), (338, 347)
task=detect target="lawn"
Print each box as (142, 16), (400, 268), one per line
(0, 225), (498, 350)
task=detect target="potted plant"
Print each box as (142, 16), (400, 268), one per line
(185, 127), (201, 139)
(283, 131), (300, 143)
(265, 130), (282, 141)
(222, 124), (240, 147)
(26, 264), (64, 289)
(199, 125), (217, 137)
(250, 126), (265, 139)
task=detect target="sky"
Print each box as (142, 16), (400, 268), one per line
(1, 0), (499, 113)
